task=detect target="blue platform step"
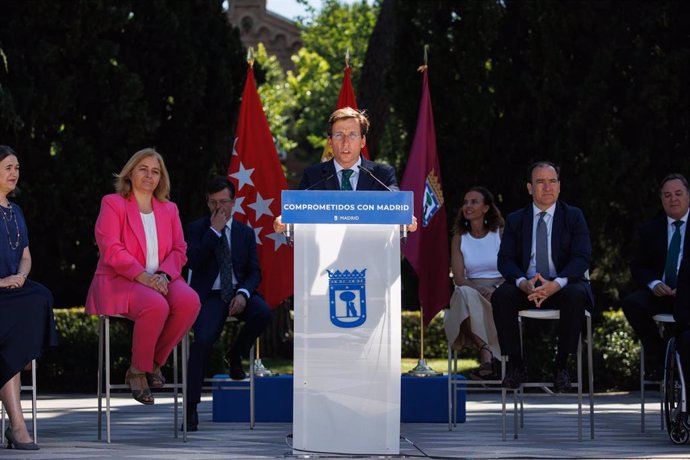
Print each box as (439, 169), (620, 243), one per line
(212, 374), (466, 423)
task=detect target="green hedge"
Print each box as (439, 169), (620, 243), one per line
(35, 307), (641, 392)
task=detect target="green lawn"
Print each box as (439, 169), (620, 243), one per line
(249, 358), (479, 376)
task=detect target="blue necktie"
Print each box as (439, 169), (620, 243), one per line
(664, 220), (683, 289)
(216, 227), (234, 302)
(340, 169), (353, 190)
(536, 212), (550, 278)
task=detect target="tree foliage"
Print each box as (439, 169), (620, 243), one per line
(360, 0), (690, 307)
(0, 0), (245, 307)
(286, 0), (379, 159)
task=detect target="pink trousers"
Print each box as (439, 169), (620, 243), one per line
(122, 279), (200, 373)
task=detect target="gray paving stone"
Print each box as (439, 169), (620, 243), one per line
(2, 391), (688, 459)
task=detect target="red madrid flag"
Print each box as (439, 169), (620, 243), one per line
(228, 63), (293, 307)
(321, 65), (370, 160)
(400, 67), (450, 326)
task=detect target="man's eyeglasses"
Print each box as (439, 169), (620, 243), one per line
(331, 132), (362, 142)
(208, 199), (234, 207)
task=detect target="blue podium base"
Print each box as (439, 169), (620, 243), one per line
(212, 374), (465, 423)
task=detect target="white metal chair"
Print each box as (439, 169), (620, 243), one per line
(1, 359), (37, 442)
(501, 309), (594, 441)
(447, 346), (505, 431)
(97, 314), (188, 443)
(640, 313), (675, 432)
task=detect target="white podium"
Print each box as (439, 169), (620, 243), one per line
(282, 190), (413, 455)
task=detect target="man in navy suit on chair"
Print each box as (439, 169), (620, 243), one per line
(492, 161), (593, 391)
(622, 173), (690, 381)
(184, 176), (272, 431)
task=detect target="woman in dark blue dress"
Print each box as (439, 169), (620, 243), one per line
(0, 145), (57, 451)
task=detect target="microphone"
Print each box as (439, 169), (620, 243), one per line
(305, 173), (336, 191)
(358, 165), (393, 192)
(358, 165), (408, 243)
(284, 223), (294, 247)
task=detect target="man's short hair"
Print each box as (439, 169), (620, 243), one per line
(659, 173), (690, 194)
(327, 107), (370, 136)
(528, 161), (560, 182)
(207, 176), (235, 198)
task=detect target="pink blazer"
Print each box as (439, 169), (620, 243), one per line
(85, 193), (188, 315)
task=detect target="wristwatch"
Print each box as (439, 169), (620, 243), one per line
(156, 271), (171, 282)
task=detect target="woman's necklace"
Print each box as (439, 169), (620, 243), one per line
(0, 203), (21, 250)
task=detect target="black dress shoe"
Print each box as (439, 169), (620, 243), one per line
(644, 367), (663, 382)
(502, 365), (527, 389)
(4, 427), (39, 450)
(230, 362), (247, 381)
(182, 403), (199, 432)
(554, 368), (571, 392)
(225, 350), (247, 380)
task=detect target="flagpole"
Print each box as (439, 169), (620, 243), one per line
(406, 44), (442, 377)
(407, 305), (441, 376)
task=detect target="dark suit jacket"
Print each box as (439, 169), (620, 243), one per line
(497, 200), (593, 304)
(298, 158), (399, 191)
(631, 214), (690, 288)
(186, 217), (261, 302)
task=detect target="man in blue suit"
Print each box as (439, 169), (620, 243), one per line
(492, 161), (592, 391)
(184, 176), (272, 431)
(623, 174), (690, 381)
(274, 107), (417, 233)
(298, 107), (399, 191)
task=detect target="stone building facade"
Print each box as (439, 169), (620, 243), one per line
(227, 0), (302, 70)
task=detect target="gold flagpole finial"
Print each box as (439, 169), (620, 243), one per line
(247, 47), (255, 67)
(345, 48), (350, 68)
(417, 45), (429, 72)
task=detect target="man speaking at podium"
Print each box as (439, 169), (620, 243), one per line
(300, 107), (398, 192)
(275, 107), (416, 232)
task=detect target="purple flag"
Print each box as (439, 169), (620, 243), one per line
(401, 67), (450, 327)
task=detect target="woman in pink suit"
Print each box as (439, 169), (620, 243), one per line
(86, 148), (200, 405)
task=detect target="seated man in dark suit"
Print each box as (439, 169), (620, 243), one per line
(184, 176), (272, 431)
(622, 173), (690, 381)
(492, 161), (593, 391)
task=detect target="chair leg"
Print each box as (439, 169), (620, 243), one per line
(97, 315), (104, 441)
(587, 315), (594, 440)
(501, 387), (507, 441)
(577, 336), (583, 442)
(173, 341), (179, 439)
(249, 344), (255, 430)
(447, 346), (453, 431)
(105, 316), (111, 444)
(31, 359), (37, 442)
(640, 342), (646, 432)
(182, 334), (188, 442)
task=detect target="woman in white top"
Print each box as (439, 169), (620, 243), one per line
(445, 186), (504, 379)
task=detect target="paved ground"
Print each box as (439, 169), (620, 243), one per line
(2, 390), (689, 459)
